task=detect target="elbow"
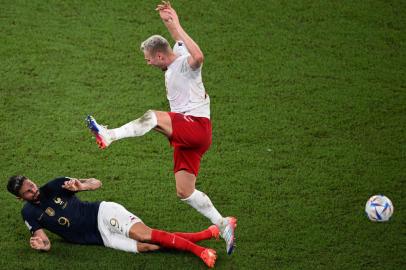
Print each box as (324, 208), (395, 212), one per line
(190, 54), (204, 70)
(89, 178), (102, 189)
(195, 53), (204, 64)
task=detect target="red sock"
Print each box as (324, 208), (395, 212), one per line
(151, 229), (205, 257)
(173, 228), (212, 243)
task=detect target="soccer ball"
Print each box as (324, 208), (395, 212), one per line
(365, 195), (394, 222)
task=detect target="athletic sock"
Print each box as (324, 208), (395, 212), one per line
(109, 110), (157, 140)
(173, 228), (213, 243)
(151, 229), (205, 257)
(182, 189), (223, 226)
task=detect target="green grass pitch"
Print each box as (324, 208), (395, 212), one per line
(1, 0), (405, 269)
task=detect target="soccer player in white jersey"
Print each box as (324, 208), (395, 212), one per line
(86, 1), (236, 255)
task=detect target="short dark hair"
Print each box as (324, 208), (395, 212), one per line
(7, 175), (27, 196)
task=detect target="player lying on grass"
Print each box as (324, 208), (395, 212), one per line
(6, 175), (218, 268)
(86, 0), (236, 255)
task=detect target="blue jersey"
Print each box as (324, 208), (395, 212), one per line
(21, 177), (103, 245)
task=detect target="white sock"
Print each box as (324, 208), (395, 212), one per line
(182, 189), (223, 226)
(109, 110), (157, 141)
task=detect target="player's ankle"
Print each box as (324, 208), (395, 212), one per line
(108, 130), (116, 141)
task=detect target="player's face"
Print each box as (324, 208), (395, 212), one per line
(19, 179), (40, 202)
(144, 50), (167, 71)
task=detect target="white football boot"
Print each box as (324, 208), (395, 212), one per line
(86, 115), (112, 149)
(218, 217), (237, 255)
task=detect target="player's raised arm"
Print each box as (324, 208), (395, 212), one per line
(156, 1), (204, 70)
(30, 229), (51, 251)
(62, 178), (102, 192)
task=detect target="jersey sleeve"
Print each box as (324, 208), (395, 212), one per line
(21, 205), (42, 235)
(173, 41), (202, 77)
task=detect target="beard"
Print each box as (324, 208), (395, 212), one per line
(31, 190), (40, 203)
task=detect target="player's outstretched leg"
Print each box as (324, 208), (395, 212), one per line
(218, 217), (237, 255)
(150, 229), (217, 268)
(129, 223), (217, 268)
(176, 172), (237, 255)
(86, 111), (158, 149)
(173, 225), (219, 243)
(86, 115), (113, 149)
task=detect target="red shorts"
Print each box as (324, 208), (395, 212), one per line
(168, 112), (212, 176)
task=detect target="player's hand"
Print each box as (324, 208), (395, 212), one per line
(62, 178), (83, 191)
(30, 236), (46, 250)
(156, 1), (179, 24)
(156, 0), (171, 11)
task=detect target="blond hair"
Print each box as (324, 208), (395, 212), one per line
(140, 35), (171, 56)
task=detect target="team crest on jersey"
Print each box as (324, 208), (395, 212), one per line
(45, 207), (55, 216)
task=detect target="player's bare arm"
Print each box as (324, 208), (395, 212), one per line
(62, 178), (102, 192)
(30, 229), (51, 251)
(157, 1), (204, 70)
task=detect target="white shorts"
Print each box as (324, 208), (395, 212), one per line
(97, 201), (143, 253)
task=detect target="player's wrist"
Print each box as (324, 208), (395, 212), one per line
(164, 18), (180, 28)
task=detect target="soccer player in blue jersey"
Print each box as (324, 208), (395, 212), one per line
(7, 175), (218, 268)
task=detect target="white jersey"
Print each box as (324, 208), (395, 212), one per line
(164, 41), (210, 119)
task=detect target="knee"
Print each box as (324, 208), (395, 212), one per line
(141, 110), (157, 124)
(145, 109), (155, 117)
(129, 223), (152, 242)
(150, 110), (164, 122)
(150, 111), (172, 136)
(137, 231), (151, 243)
(176, 188), (194, 199)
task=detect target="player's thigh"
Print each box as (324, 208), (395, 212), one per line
(170, 114), (212, 148)
(99, 202), (142, 237)
(173, 146), (204, 178)
(153, 111), (172, 137)
(104, 231), (139, 253)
